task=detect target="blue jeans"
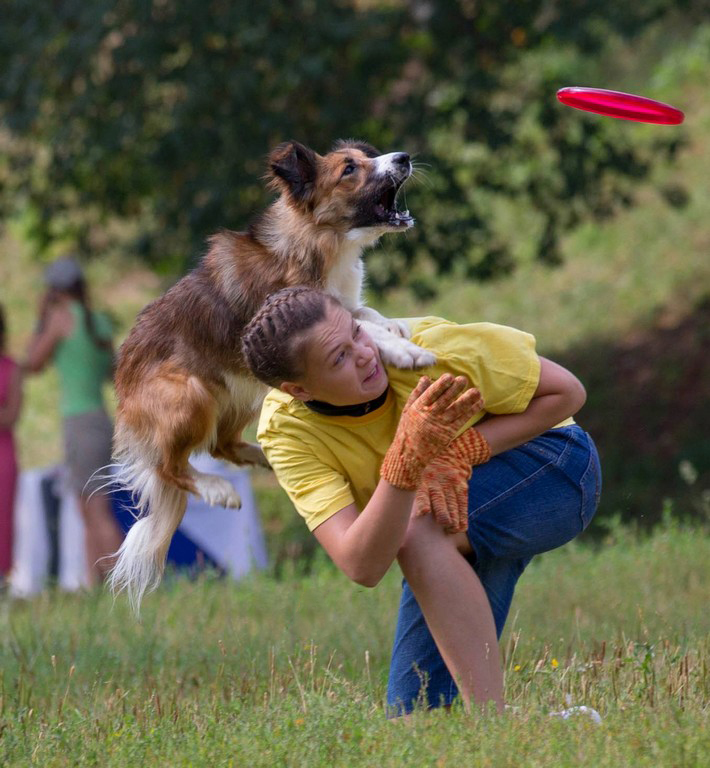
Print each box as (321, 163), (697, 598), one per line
(386, 425), (601, 715)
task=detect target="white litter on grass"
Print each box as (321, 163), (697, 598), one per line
(550, 705), (603, 725)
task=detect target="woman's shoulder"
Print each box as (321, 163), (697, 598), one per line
(257, 389), (309, 441)
(408, 316), (535, 355)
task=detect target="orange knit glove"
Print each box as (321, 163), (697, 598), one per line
(379, 374), (484, 491)
(415, 428), (491, 534)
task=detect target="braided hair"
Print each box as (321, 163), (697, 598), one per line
(242, 286), (342, 387)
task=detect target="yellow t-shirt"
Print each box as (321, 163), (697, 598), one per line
(257, 316), (562, 532)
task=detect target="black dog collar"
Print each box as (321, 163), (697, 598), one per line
(304, 386), (390, 417)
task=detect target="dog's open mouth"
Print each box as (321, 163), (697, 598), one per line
(371, 184), (413, 228)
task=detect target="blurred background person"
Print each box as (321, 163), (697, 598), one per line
(22, 257), (123, 586)
(0, 304), (22, 585)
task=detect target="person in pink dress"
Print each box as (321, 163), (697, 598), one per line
(0, 305), (22, 583)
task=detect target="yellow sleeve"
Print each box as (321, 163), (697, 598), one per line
(408, 318), (540, 415)
(258, 401), (355, 531)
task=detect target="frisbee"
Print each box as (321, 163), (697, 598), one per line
(557, 87), (684, 125)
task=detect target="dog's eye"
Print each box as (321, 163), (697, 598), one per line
(342, 164), (356, 177)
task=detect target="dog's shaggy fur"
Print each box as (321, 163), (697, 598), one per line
(109, 140), (435, 611)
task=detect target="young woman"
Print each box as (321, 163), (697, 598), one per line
(242, 286), (601, 717)
(23, 257), (124, 586)
(0, 305), (22, 583)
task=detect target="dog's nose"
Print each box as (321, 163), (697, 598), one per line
(393, 153), (410, 167)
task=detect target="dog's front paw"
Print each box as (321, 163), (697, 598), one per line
(353, 307), (410, 339)
(383, 318), (412, 339)
(409, 347), (437, 368)
(378, 339), (437, 370)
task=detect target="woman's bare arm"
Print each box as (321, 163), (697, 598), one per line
(22, 304), (66, 373)
(475, 357), (586, 456)
(312, 483), (415, 587)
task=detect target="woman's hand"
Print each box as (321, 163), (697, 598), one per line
(380, 374), (483, 491)
(22, 294), (66, 374)
(415, 428), (491, 533)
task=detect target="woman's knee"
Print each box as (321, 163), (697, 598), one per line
(397, 514), (470, 573)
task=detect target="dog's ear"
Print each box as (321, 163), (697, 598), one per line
(268, 141), (318, 202)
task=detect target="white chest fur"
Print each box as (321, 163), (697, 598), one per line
(221, 373), (267, 413)
(324, 229), (381, 310)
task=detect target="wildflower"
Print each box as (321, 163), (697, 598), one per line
(551, 658), (559, 669)
(514, 665), (521, 672)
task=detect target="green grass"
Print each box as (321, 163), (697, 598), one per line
(1, 518), (708, 766)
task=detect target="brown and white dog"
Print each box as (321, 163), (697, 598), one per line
(109, 139), (435, 610)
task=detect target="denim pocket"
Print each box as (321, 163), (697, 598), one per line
(526, 428), (574, 465)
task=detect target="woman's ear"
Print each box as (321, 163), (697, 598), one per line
(280, 381), (313, 401)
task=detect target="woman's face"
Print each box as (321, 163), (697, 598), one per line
(282, 303), (389, 405)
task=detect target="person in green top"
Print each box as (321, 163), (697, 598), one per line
(23, 257), (123, 586)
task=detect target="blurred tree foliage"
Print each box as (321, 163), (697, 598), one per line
(0, 0), (705, 291)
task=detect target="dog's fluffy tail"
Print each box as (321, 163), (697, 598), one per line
(109, 448), (188, 616)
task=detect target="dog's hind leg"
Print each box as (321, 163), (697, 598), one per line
(155, 442), (243, 509)
(157, 387), (246, 509)
(128, 367), (244, 507)
(184, 466), (243, 508)
(210, 420), (271, 469)
(210, 378), (271, 470)
(212, 440), (271, 469)
(111, 371), (241, 612)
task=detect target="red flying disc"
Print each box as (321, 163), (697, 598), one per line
(557, 87), (684, 125)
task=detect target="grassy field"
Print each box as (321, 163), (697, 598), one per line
(1, 517), (708, 766)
